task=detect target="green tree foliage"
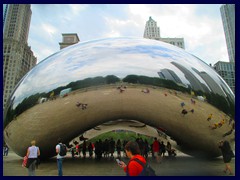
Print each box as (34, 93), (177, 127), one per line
(122, 74), (190, 93)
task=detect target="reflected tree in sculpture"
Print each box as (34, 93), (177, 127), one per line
(4, 37), (235, 159)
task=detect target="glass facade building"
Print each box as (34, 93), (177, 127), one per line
(220, 4), (235, 63)
(214, 61), (235, 94)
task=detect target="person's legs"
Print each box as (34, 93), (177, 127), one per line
(28, 161), (36, 176)
(226, 163), (233, 174)
(28, 164), (32, 176)
(32, 161), (36, 176)
(57, 158), (63, 176)
(154, 152), (160, 163)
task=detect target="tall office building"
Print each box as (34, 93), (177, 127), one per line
(214, 61), (235, 94)
(143, 16), (161, 39)
(3, 4), (37, 108)
(3, 4), (9, 30)
(143, 16), (185, 49)
(220, 4), (235, 63)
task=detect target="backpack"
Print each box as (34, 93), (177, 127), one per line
(59, 144), (67, 156)
(127, 158), (156, 176)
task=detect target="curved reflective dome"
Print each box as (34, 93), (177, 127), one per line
(4, 37), (235, 159)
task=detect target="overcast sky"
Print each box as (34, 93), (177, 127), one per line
(28, 4), (229, 65)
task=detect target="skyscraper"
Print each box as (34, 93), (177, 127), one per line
(143, 16), (185, 49)
(143, 16), (160, 39)
(3, 4), (9, 30)
(3, 4), (37, 108)
(220, 4), (235, 63)
(214, 61), (235, 94)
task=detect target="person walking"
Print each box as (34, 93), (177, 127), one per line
(3, 145), (9, 156)
(56, 138), (65, 176)
(117, 141), (147, 176)
(116, 139), (122, 158)
(152, 137), (161, 163)
(218, 140), (234, 175)
(26, 140), (40, 176)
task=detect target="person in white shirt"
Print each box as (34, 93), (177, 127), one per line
(26, 140), (40, 176)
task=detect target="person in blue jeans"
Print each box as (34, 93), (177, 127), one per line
(56, 138), (64, 176)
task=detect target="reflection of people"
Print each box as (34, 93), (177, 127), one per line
(27, 140), (40, 176)
(207, 114), (212, 121)
(222, 129), (233, 137)
(189, 109), (194, 113)
(209, 123), (218, 130)
(117, 85), (126, 93)
(218, 119), (225, 128)
(181, 109), (188, 116)
(117, 141), (146, 176)
(180, 102), (185, 108)
(49, 91), (55, 100)
(76, 102), (88, 110)
(142, 88), (150, 93)
(218, 140), (234, 175)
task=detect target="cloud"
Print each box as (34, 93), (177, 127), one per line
(103, 16), (140, 38)
(28, 4), (229, 65)
(41, 23), (58, 37)
(128, 4), (228, 64)
(68, 4), (89, 15)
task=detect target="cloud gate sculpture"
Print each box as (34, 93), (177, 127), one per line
(4, 37), (235, 159)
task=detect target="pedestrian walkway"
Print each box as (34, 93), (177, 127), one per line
(3, 151), (235, 176)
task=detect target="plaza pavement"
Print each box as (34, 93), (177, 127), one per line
(3, 150), (235, 176)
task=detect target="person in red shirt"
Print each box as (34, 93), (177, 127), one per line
(152, 137), (161, 163)
(117, 141), (146, 176)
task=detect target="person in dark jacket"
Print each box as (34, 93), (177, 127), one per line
(218, 140), (234, 175)
(117, 141), (146, 176)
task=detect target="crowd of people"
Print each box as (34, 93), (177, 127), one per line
(5, 134), (235, 176)
(67, 137), (176, 163)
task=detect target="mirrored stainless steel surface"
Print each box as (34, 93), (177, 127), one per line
(4, 37), (235, 159)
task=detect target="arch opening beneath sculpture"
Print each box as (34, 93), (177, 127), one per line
(4, 85), (232, 159)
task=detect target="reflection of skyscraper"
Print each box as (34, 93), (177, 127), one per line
(143, 16), (185, 49)
(3, 4), (37, 108)
(220, 4), (235, 63)
(171, 62), (205, 92)
(158, 69), (183, 84)
(192, 68), (225, 96)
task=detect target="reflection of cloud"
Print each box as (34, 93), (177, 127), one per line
(10, 38), (234, 108)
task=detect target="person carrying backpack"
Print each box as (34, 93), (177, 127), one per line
(117, 141), (156, 176)
(56, 138), (67, 176)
